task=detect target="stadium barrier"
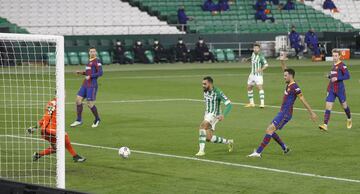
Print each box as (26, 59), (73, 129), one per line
(0, 178), (88, 194)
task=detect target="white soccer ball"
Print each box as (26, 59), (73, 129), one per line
(118, 147), (131, 159)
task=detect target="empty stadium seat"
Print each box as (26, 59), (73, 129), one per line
(67, 52), (80, 65)
(99, 51), (111, 65)
(0, 0), (182, 35)
(78, 52), (89, 65)
(224, 49), (235, 61)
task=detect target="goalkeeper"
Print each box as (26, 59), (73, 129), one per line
(28, 98), (86, 162)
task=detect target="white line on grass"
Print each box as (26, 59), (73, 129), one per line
(2, 134), (360, 184)
(80, 98), (360, 116)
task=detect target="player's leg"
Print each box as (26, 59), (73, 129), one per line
(245, 76), (255, 107)
(340, 100), (352, 129)
(319, 92), (336, 131)
(248, 123), (276, 158)
(196, 120), (211, 156)
(71, 86), (86, 127)
(257, 83), (265, 108)
(86, 87), (100, 128)
(206, 125), (234, 152)
(65, 133), (86, 162)
(33, 145), (56, 161)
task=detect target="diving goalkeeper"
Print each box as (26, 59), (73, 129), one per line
(28, 98), (86, 162)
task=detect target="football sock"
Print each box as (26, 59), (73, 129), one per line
(76, 104), (83, 122)
(272, 132), (286, 151)
(39, 147), (56, 156)
(210, 135), (228, 144)
(344, 107), (351, 119)
(256, 134), (272, 153)
(199, 129), (206, 152)
(259, 90), (265, 105)
(90, 105), (100, 121)
(324, 109), (331, 125)
(248, 90), (254, 104)
(65, 134), (77, 157)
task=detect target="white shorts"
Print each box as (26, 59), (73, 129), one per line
(204, 113), (219, 131)
(247, 74), (263, 86)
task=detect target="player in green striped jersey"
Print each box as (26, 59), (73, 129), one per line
(196, 76), (234, 156)
(244, 43), (269, 108)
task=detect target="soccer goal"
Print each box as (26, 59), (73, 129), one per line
(0, 33), (65, 188)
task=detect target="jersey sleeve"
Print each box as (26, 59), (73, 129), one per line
(216, 89), (231, 105)
(260, 54), (269, 67)
(337, 64), (350, 81)
(90, 59), (103, 78)
(293, 84), (303, 97)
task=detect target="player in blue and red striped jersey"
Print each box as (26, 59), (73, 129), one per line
(70, 47), (103, 128)
(319, 49), (352, 131)
(248, 63), (317, 158)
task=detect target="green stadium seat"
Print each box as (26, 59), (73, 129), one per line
(224, 49), (235, 61)
(99, 51), (111, 65)
(145, 50), (154, 64)
(64, 53), (69, 65)
(47, 52), (56, 66)
(124, 51), (134, 61)
(67, 52), (80, 65)
(78, 52), (89, 65)
(214, 49), (225, 62)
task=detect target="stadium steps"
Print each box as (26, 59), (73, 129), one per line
(0, 17), (28, 34)
(0, 0), (182, 35)
(304, 0), (360, 29)
(127, 0), (355, 34)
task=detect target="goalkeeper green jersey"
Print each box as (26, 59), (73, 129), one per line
(251, 52), (268, 76)
(204, 87), (231, 116)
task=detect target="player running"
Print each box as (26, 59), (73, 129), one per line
(319, 49), (352, 131)
(70, 47), (103, 128)
(196, 76), (234, 156)
(28, 98), (86, 162)
(248, 65), (317, 158)
(243, 43), (269, 108)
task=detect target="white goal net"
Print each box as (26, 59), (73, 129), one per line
(0, 33), (65, 188)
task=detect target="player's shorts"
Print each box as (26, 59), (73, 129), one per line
(272, 112), (292, 130)
(326, 90), (346, 103)
(204, 113), (219, 131)
(77, 85), (98, 101)
(247, 74), (263, 86)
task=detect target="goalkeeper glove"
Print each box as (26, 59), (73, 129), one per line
(27, 126), (38, 134)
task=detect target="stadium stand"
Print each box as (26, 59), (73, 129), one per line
(304, 0), (360, 29)
(0, 0), (182, 35)
(128, 0), (355, 33)
(0, 17), (28, 34)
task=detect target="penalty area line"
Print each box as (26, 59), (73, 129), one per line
(2, 135), (359, 184)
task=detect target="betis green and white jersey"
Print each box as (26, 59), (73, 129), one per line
(250, 52), (268, 76)
(204, 87), (231, 116)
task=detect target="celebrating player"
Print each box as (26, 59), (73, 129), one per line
(319, 49), (352, 131)
(28, 98), (86, 162)
(244, 43), (269, 108)
(248, 66), (317, 158)
(196, 76), (234, 156)
(70, 47), (103, 128)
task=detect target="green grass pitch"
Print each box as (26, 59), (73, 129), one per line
(4, 58), (360, 193)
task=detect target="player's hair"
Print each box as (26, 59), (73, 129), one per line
(284, 68), (295, 78)
(253, 43), (260, 48)
(203, 76), (213, 83)
(88, 46), (96, 51)
(332, 49), (341, 55)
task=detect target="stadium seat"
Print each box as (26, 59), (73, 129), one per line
(78, 52), (89, 65)
(67, 52), (80, 65)
(47, 52), (56, 66)
(99, 51), (111, 65)
(64, 53), (69, 65)
(224, 49), (235, 61)
(144, 50), (154, 64)
(214, 49), (226, 62)
(124, 51), (134, 61)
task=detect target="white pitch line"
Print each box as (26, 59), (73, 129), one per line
(71, 98), (360, 117)
(2, 134), (360, 184)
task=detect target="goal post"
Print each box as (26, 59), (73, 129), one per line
(0, 33), (65, 188)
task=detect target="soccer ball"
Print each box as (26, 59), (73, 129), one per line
(118, 147), (131, 159)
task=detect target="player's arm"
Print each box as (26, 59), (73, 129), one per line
(218, 91), (233, 120)
(298, 94), (317, 122)
(90, 62), (103, 78)
(76, 71), (86, 75)
(337, 65), (350, 81)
